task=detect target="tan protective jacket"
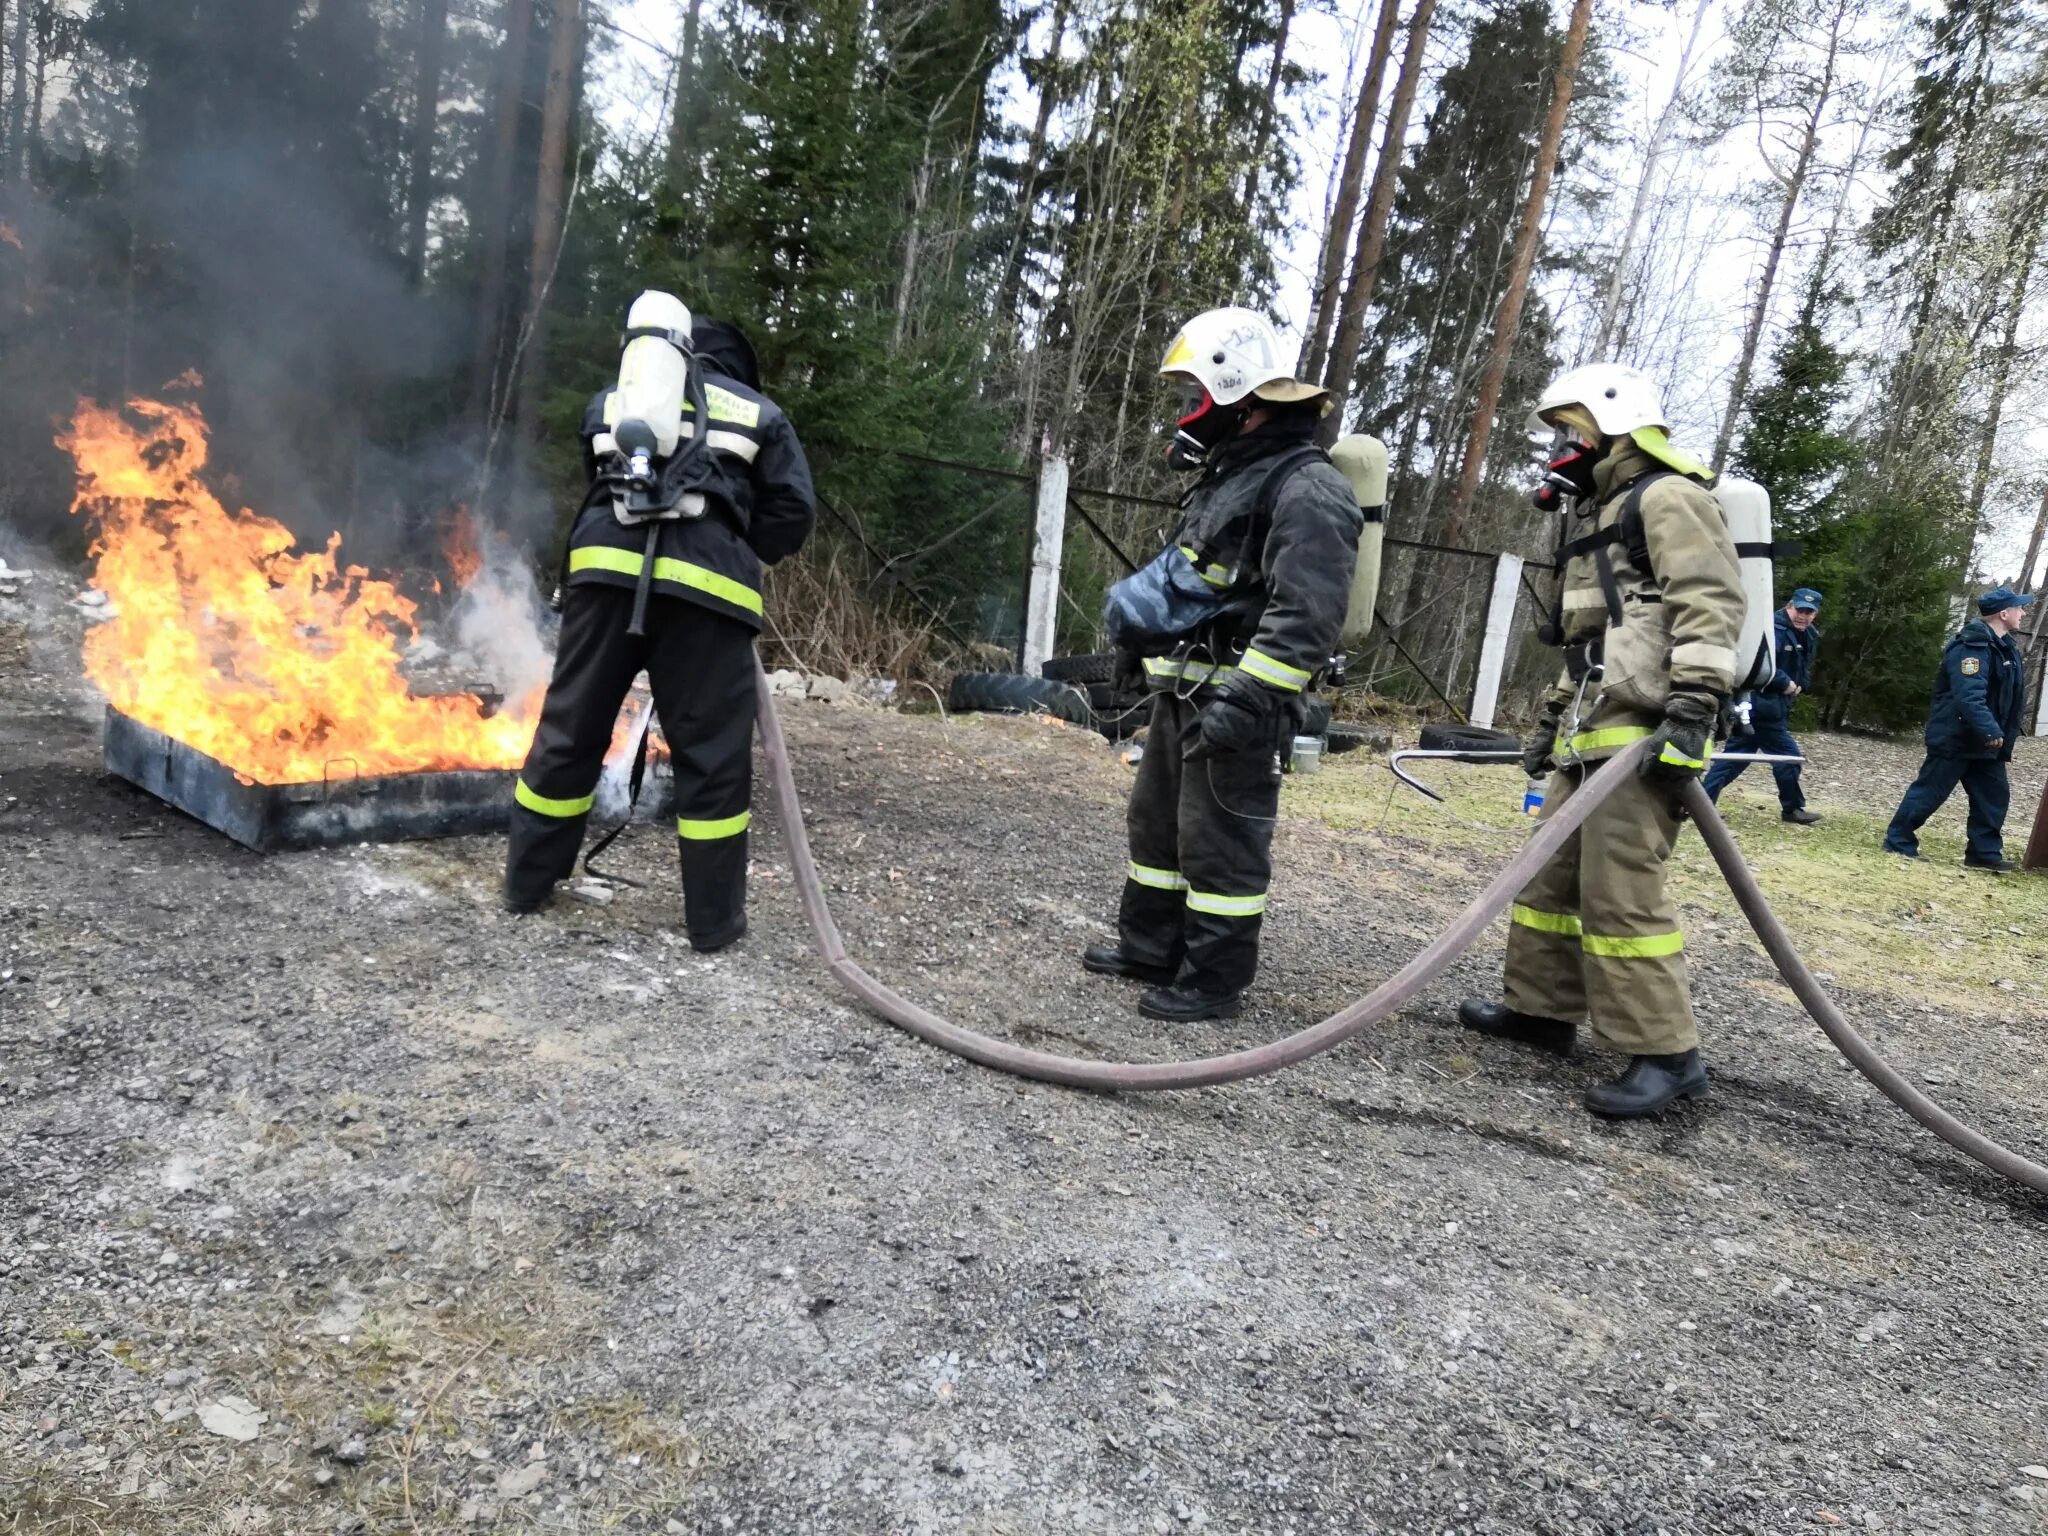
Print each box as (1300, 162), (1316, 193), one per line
(1547, 441), (1745, 762)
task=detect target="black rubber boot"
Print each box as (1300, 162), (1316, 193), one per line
(1583, 1050), (1709, 1118)
(689, 916), (747, 954)
(1082, 944), (1177, 986)
(1781, 808), (1821, 825)
(1964, 857), (2020, 875)
(1457, 998), (1576, 1057)
(503, 881), (554, 915)
(1137, 984), (1242, 1022)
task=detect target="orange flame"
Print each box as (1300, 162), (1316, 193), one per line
(443, 505), (484, 590)
(60, 395), (541, 783)
(0, 223), (21, 251)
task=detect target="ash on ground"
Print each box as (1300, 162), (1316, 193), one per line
(3, 604), (2047, 1534)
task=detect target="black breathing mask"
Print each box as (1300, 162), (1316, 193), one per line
(1531, 434), (1602, 512)
(1167, 384), (1247, 471)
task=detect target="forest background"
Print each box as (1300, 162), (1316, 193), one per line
(0, 0), (2044, 730)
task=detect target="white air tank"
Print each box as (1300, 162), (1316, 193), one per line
(612, 291), (693, 457)
(1330, 433), (1388, 649)
(1715, 475), (1776, 692)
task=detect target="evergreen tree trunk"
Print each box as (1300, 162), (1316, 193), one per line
(1593, 0), (1713, 357)
(1299, 0), (1401, 382)
(1316, 0), (1436, 445)
(1712, 9), (1842, 473)
(995, 0), (1071, 328)
(666, 0), (703, 186)
(1964, 212), (2045, 535)
(514, 0), (583, 446)
(468, 0), (536, 426)
(405, 0), (450, 289)
(1441, 0), (1594, 547)
(7, 0), (28, 183)
(1238, 0), (1294, 217)
(28, 0), (49, 175)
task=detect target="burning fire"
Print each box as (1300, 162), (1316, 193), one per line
(0, 222), (21, 251)
(443, 506), (486, 591)
(61, 394), (543, 783)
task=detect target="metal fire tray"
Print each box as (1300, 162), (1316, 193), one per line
(104, 706), (518, 852)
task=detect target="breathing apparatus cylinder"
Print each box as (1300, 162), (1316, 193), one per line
(607, 291), (693, 459)
(1329, 433), (1388, 652)
(1714, 476), (1777, 692)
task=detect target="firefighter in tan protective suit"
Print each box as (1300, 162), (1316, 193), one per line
(1458, 364), (1745, 1118)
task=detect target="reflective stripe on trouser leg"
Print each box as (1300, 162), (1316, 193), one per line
(644, 599), (760, 947)
(1118, 693), (1190, 976)
(1503, 767), (1590, 1024)
(506, 585), (647, 903)
(1176, 722), (1278, 995)
(1576, 768), (1696, 1056)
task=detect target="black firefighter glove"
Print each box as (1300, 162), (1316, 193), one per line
(1185, 680), (1279, 762)
(1113, 644), (1148, 695)
(1523, 702), (1564, 779)
(1640, 690), (1720, 785)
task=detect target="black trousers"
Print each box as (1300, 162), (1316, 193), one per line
(506, 585), (757, 945)
(1116, 692), (1284, 995)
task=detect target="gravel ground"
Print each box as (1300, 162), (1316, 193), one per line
(4, 585), (2048, 1535)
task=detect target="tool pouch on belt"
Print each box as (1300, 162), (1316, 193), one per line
(1103, 544), (1233, 652)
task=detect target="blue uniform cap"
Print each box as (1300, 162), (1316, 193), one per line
(1788, 588), (1822, 610)
(1976, 586), (2037, 615)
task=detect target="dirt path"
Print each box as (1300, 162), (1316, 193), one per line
(4, 606), (2047, 1533)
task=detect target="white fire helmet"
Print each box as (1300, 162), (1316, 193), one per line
(1159, 307), (1327, 407)
(1528, 362), (1669, 439)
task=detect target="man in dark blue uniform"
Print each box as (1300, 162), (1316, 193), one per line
(1883, 586), (2033, 873)
(1704, 587), (1823, 822)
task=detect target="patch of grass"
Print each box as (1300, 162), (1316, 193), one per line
(1293, 755), (2048, 1015)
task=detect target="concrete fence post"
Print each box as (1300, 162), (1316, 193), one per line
(1021, 453), (1069, 677)
(1469, 551), (1523, 730)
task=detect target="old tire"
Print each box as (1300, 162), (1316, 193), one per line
(947, 671), (1093, 727)
(1041, 651), (1118, 685)
(1418, 722), (1521, 753)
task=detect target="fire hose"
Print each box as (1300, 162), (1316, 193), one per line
(751, 661), (2048, 1196)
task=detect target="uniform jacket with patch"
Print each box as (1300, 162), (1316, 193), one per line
(1924, 618), (2024, 761)
(1145, 420), (1364, 699)
(1547, 440), (1745, 761)
(565, 371), (816, 631)
(1750, 608), (1817, 727)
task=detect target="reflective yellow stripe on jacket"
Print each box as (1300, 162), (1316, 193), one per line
(1557, 724), (1655, 757)
(1143, 656), (1238, 687)
(568, 546), (764, 616)
(1238, 647), (1311, 693)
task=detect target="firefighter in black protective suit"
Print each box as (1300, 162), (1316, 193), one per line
(1082, 307), (1363, 1021)
(504, 297), (816, 949)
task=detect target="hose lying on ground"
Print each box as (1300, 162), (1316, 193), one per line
(755, 660), (2048, 1195)
(1678, 779), (2048, 1196)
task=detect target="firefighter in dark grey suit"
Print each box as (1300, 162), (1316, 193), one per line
(1082, 307), (1362, 1022)
(505, 306), (815, 949)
